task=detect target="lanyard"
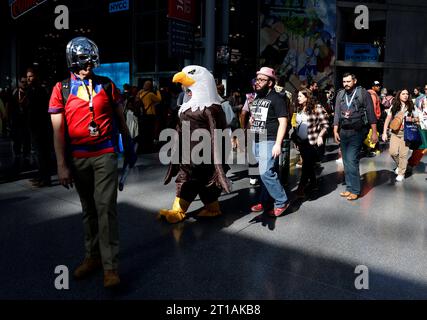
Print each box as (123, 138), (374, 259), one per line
(345, 88), (357, 110)
(81, 79), (95, 121)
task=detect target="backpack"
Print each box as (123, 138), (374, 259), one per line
(60, 75), (116, 107)
(382, 95), (394, 109)
(368, 89), (381, 120)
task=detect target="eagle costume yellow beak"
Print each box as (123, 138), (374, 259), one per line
(172, 71), (195, 87)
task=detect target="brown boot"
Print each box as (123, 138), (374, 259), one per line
(73, 257), (102, 280)
(104, 270), (120, 288)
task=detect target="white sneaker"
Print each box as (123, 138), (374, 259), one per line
(249, 178), (258, 185)
(394, 168), (399, 175)
(396, 175), (404, 182)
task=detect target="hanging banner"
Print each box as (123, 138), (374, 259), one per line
(168, 0), (196, 23)
(259, 0), (336, 91)
(9, 0), (48, 20)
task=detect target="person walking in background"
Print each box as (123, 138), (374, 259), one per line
(366, 80), (383, 157)
(382, 89), (419, 182)
(292, 88), (329, 199)
(135, 80), (161, 153)
(408, 94), (427, 168)
(381, 88), (395, 111)
(26, 68), (52, 187)
(241, 79), (259, 185)
(229, 88), (244, 151)
(9, 76), (31, 171)
(333, 73), (378, 201)
(119, 100), (139, 191)
(415, 84), (427, 108)
(413, 87), (422, 104)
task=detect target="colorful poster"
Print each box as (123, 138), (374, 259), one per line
(260, 0), (336, 91)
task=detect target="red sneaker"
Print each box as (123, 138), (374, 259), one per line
(250, 203), (264, 212)
(268, 202), (290, 217)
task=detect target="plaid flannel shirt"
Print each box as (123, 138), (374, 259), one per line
(303, 106), (329, 145)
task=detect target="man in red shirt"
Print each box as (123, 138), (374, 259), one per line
(49, 37), (129, 288)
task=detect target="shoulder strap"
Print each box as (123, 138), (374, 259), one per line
(138, 92), (151, 113)
(60, 76), (116, 107)
(60, 79), (71, 106)
(336, 89), (345, 106)
(94, 75), (116, 107)
(355, 87), (366, 111)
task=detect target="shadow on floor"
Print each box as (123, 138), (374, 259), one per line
(1, 199), (427, 299)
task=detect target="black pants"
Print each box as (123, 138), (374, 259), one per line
(298, 140), (318, 186)
(12, 123), (31, 157)
(139, 115), (156, 153)
(32, 131), (52, 183)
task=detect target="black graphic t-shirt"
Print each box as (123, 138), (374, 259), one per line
(250, 90), (288, 141)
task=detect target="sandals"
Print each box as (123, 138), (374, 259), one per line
(340, 191), (358, 200)
(346, 193), (359, 201)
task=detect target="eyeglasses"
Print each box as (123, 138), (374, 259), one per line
(255, 78), (269, 83)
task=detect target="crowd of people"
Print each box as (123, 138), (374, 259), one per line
(1, 36), (427, 290)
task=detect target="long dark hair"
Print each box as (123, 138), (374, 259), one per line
(296, 88), (316, 115)
(391, 89), (414, 116)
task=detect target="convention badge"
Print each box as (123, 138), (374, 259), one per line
(341, 110), (351, 119)
(88, 121), (100, 137)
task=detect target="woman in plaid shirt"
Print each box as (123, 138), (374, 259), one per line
(292, 88), (329, 198)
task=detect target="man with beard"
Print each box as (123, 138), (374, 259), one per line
(366, 80), (383, 157)
(309, 81), (319, 101)
(333, 73), (378, 201)
(249, 67), (290, 217)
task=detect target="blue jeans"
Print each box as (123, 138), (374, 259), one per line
(253, 140), (288, 208)
(340, 130), (364, 195)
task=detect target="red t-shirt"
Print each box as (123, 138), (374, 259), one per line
(49, 73), (121, 158)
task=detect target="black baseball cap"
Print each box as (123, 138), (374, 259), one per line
(372, 80), (381, 87)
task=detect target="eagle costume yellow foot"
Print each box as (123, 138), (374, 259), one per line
(159, 197), (190, 223)
(197, 201), (222, 217)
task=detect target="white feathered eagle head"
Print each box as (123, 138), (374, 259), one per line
(172, 65), (222, 114)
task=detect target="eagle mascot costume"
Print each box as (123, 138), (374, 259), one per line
(159, 65), (231, 223)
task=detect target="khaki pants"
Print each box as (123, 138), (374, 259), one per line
(72, 153), (119, 271)
(389, 134), (409, 176)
